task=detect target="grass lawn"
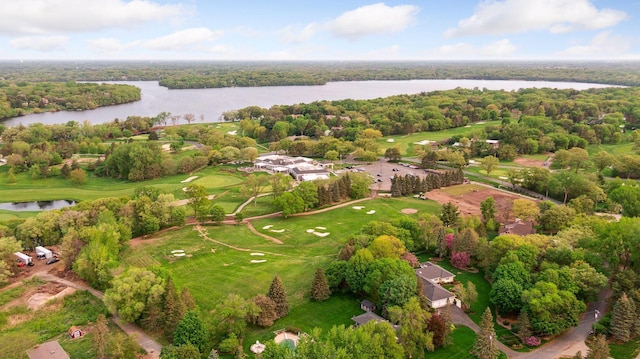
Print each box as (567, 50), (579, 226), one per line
(609, 337), (640, 359)
(429, 325), (476, 359)
(440, 184), (486, 196)
(0, 165), (246, 203)
(378, 121), (502, 156)
(0, 209), (39, 221)
(250, 197), (441, 254)
(464, 166), (513, 180)
(587, 142), (635, 156)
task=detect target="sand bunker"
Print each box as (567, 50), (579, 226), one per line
(313, 232), (330, 237)
(306, 229), (315, 233)
(250, 259), (267, 263)
(171, 250), (185, 254)
(386, 139), (395, 142)
(401, 208), (418, 214)
(174, 253), (186, 257)
(316, 226), (326, 230)
(270, 229), (286, 233)
(352, 206), (365, 210)
(181, 176), (199, 183)
(227, 130), (238, 135)
(250, 253), (265, 256)
(366, 210), (376, 214)
(413, 140), (434, 145)
(263, 225), (274, 229)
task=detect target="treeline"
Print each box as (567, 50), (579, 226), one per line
(232, 86), (640, 141)
(0, 81), (140, 119)
(390, 170), (465, 197)
(3, 61), (640, 88)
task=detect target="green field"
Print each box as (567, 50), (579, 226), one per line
(0, 165), (246, 203)
(587, 142), (636, 156)
(610, 337), (640, 359)
(429, 325), (477, 359)
(378, 121), (502, 156)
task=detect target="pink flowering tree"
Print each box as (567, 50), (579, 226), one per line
(451, 251), (470, 269)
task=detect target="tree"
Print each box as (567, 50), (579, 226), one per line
(293, 181), (318, 211)
(93, 314), (110, 359)
(174, 310), (207, 353)
(511, 199), (540, 222)
(592, 151), (614, 173)
(369, 235), (406, 259)
(567, 147), (590, 172)
(208, 205), (226, 225)
(391, 297), (433, 358)
(311, 268), (331, 301)
(522, 281), (586, 335)
(517, 311), (532, 344)
(267, 275), (289, 318)
(213, 293), (260, 337)
(586, 334), (609, 359)
(185, 184), (209, 220)
(250, 294), (277, 327)
(242, 174), (269, 206)
(611, 293), (636, 343)
(385, 147), (402, 162)
(480, 196), (496, 223)
(107, 332), (139, 359)
(440, 202), (460, 228)
(466, 281), (478, 307)
(234, 211), (244, 225)
(472, 308), (499, 359)
(183, 113), (196, 125)
(540, 205), (577, 233)
(609, 185), (640, 217)
(164, 277), (185, 340)
(274, 192), (304, 218)
(480, 155), (499, 176)
(270, 172), (292, 200)
(104, 267), (165, 323)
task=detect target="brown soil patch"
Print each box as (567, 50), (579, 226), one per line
(401, 208), (418, 214)
(426, 186), (525, 218)
(513, 157), (547, 168)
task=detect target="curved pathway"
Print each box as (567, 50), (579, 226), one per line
(34, 272), (162, 359)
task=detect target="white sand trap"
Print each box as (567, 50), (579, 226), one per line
(386, 139), (395, 142)
(182, 187), (188, 192)
(171, 250), (185, 254)
(465, 125), (472, 128)
(413, 140), (433, 145)
(316, 226), (326, 230)
(161, 144), (171, 152)
(366, 210), (376, 214)
(476, 121), (486, 124)
(498, 176), (508, 180)
(262, 225), (273, 229)
(250, 259), (267, 263)
(250, 253), (265, 256)
(174, 253), (186, 257)
(352, 206), (365, 210)
(270, 229), (286, 233)
(313, 232), (330, 237)
(227, 130), (238, 135)
(306, 229), (315, 233)
(181, 176), (199, 183)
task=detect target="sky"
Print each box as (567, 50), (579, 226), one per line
(0, 0), (639, 61)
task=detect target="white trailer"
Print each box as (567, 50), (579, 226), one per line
(35, 246), (53, 259)
(14, 252), (33, 265)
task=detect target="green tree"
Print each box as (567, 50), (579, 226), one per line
(208, 205), (226, 224)
(184, 184), (209, 220)
(609, 185), (640, 217)
(517, 311), (532, 344)
(610, 293), (636, 343)
(104, 267), (165, 323)
(270, 172), (292, 199)
(241, 174), (269, 206)
(267, 275), (289, 318)
(392, 297), (433, 358)
(274, 192), (304, 218)
(480, 155), (499, 176)
(213, 293), (260, 337)
(522, 281), (586, 335)
(480, 196), (496, 224)
(472, 308), (499, 359)
(164, 277), (185, 341)
(174, 310), (207, 353)
(586, 334), (609, 359)
(311, 268), (331, 301)
(385, 147), (402, 162)
(93, 314), (110, 359)
(592, 151), (614, 173)
(293, 181), (318, 211)
(440, 202), (460, 228)
(106, 332), (139, 359)
(511, 198), (540, 222)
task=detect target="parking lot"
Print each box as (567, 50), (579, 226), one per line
(340, 158), (425, 192)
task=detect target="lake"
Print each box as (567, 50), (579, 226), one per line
(2, 79), (617, 127)
(0, 200), (77, 212)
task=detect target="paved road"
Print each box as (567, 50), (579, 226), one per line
(35, 272), (162, 359)
(450, 287), (611, 359)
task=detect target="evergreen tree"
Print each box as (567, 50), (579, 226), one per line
(517, 311), (532, 343)
(472, 308), (499, 359)
(611, 293), (636, 342)
(174, 310), (207, 353)
(573, 352), (583, 359)
(267, 275), (289, 318)
(181, 287), (197, 311)
(586, 334), (609, 359)
(61, 163), (71, 178)
(311, 268), (331, 301)
(250, 294), (278, 327)
(94, 314), (110, 359)
(331, 183), (340, 202)
(164, 277), (185, 341)
(440, 202), (460, 228)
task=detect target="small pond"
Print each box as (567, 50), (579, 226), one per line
(0, 200), (77, 211)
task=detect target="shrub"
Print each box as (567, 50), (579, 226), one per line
(525, 336), (541, 347)
(219, 333), (240, 354)
(451, 251), (470, 269)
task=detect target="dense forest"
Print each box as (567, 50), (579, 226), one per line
(1, 60), (640, 88)
(0, 81), (140, 119)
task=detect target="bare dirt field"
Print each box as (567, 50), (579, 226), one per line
(513, 157), (548, 168)
(425, 184), (525, 218)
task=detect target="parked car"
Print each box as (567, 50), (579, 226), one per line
(46, 257), (59, 265)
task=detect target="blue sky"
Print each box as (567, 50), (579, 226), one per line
(1, 0), (638, 60)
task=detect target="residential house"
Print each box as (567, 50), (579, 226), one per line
(498, 219), (536, 236)
(351, 311), (388, 327)
(360, 299), (376, 312)
(416, 262), (455, 284)
(415, 262), (458, 309)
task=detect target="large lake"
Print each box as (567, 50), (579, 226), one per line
(3, 79), (616, 127)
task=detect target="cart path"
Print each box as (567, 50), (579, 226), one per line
(194, 224), (285, 255)
(34, 272), (162, 359)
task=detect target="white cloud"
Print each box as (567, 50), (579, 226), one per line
(278, 23), (320, 43)
(87, 38), (130, 55)
(434, 39), (517, 59)
(143, 28), (222, 51)
(10, 35), (68, 52)
(366, 45), (402, 59)
(445, 0), (627, 38)
(327, 3), (419, 40)
(558, 31), (633, 58)
(0, 0), (183, 35)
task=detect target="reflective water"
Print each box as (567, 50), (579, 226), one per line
(0, 200), (77, 211)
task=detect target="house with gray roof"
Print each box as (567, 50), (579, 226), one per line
(415, 262), (458, 309)
(416, 262), (455, 284)
(351, 311), (388, 327)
